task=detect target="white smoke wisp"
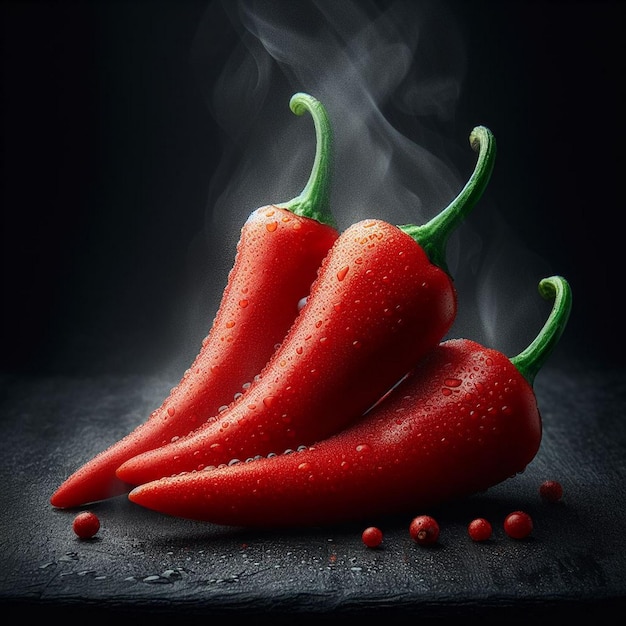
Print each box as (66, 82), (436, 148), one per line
(180, 0), (550, 366)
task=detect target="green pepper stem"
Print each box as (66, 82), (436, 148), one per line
(510, 275), (573, 386)
(399, 126), (496, 273)
(279, 92), (336, 228)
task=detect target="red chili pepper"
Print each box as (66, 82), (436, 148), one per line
(50, 92), (339, 509)
(127, 275), (571, 527)
(115, 125), (496, 487)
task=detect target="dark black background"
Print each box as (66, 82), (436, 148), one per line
(2, 0), (624, 376)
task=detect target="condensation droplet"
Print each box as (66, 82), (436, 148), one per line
(263, 396), (276, 409)
(337, 266), (349, 281)
(239, 299), (249, 308)
(167, 406), (176, 417)
(266, 221), (278, 232)
(445, 378), (462, 388)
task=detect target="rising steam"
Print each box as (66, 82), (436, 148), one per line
(178, 0), (550, 370)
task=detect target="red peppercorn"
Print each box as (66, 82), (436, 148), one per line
(72, 511), (100, 539)
(539, 479), (563, 502)
(468, 517), (492, 542)
(361, 526), (383, 548)
(503, 510), (533, 539)
(409, 515), (440, 546)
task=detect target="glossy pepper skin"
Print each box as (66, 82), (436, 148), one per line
(50, 93), (339, 509)
(128, 276), (572, 528)
(116, 126), (496, 487)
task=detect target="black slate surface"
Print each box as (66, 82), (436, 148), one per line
(2, 357), (625, 623)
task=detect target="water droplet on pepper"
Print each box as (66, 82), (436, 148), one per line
(337, 266), (349, 281)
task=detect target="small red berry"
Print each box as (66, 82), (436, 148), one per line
(409, 515), (439, 546)
(468, 517), (492, 542)
(72, 511), (100, 539)
(539, 479), (563, 502)
(504, 510), (533, 539)
(361, 526), (383, 548)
